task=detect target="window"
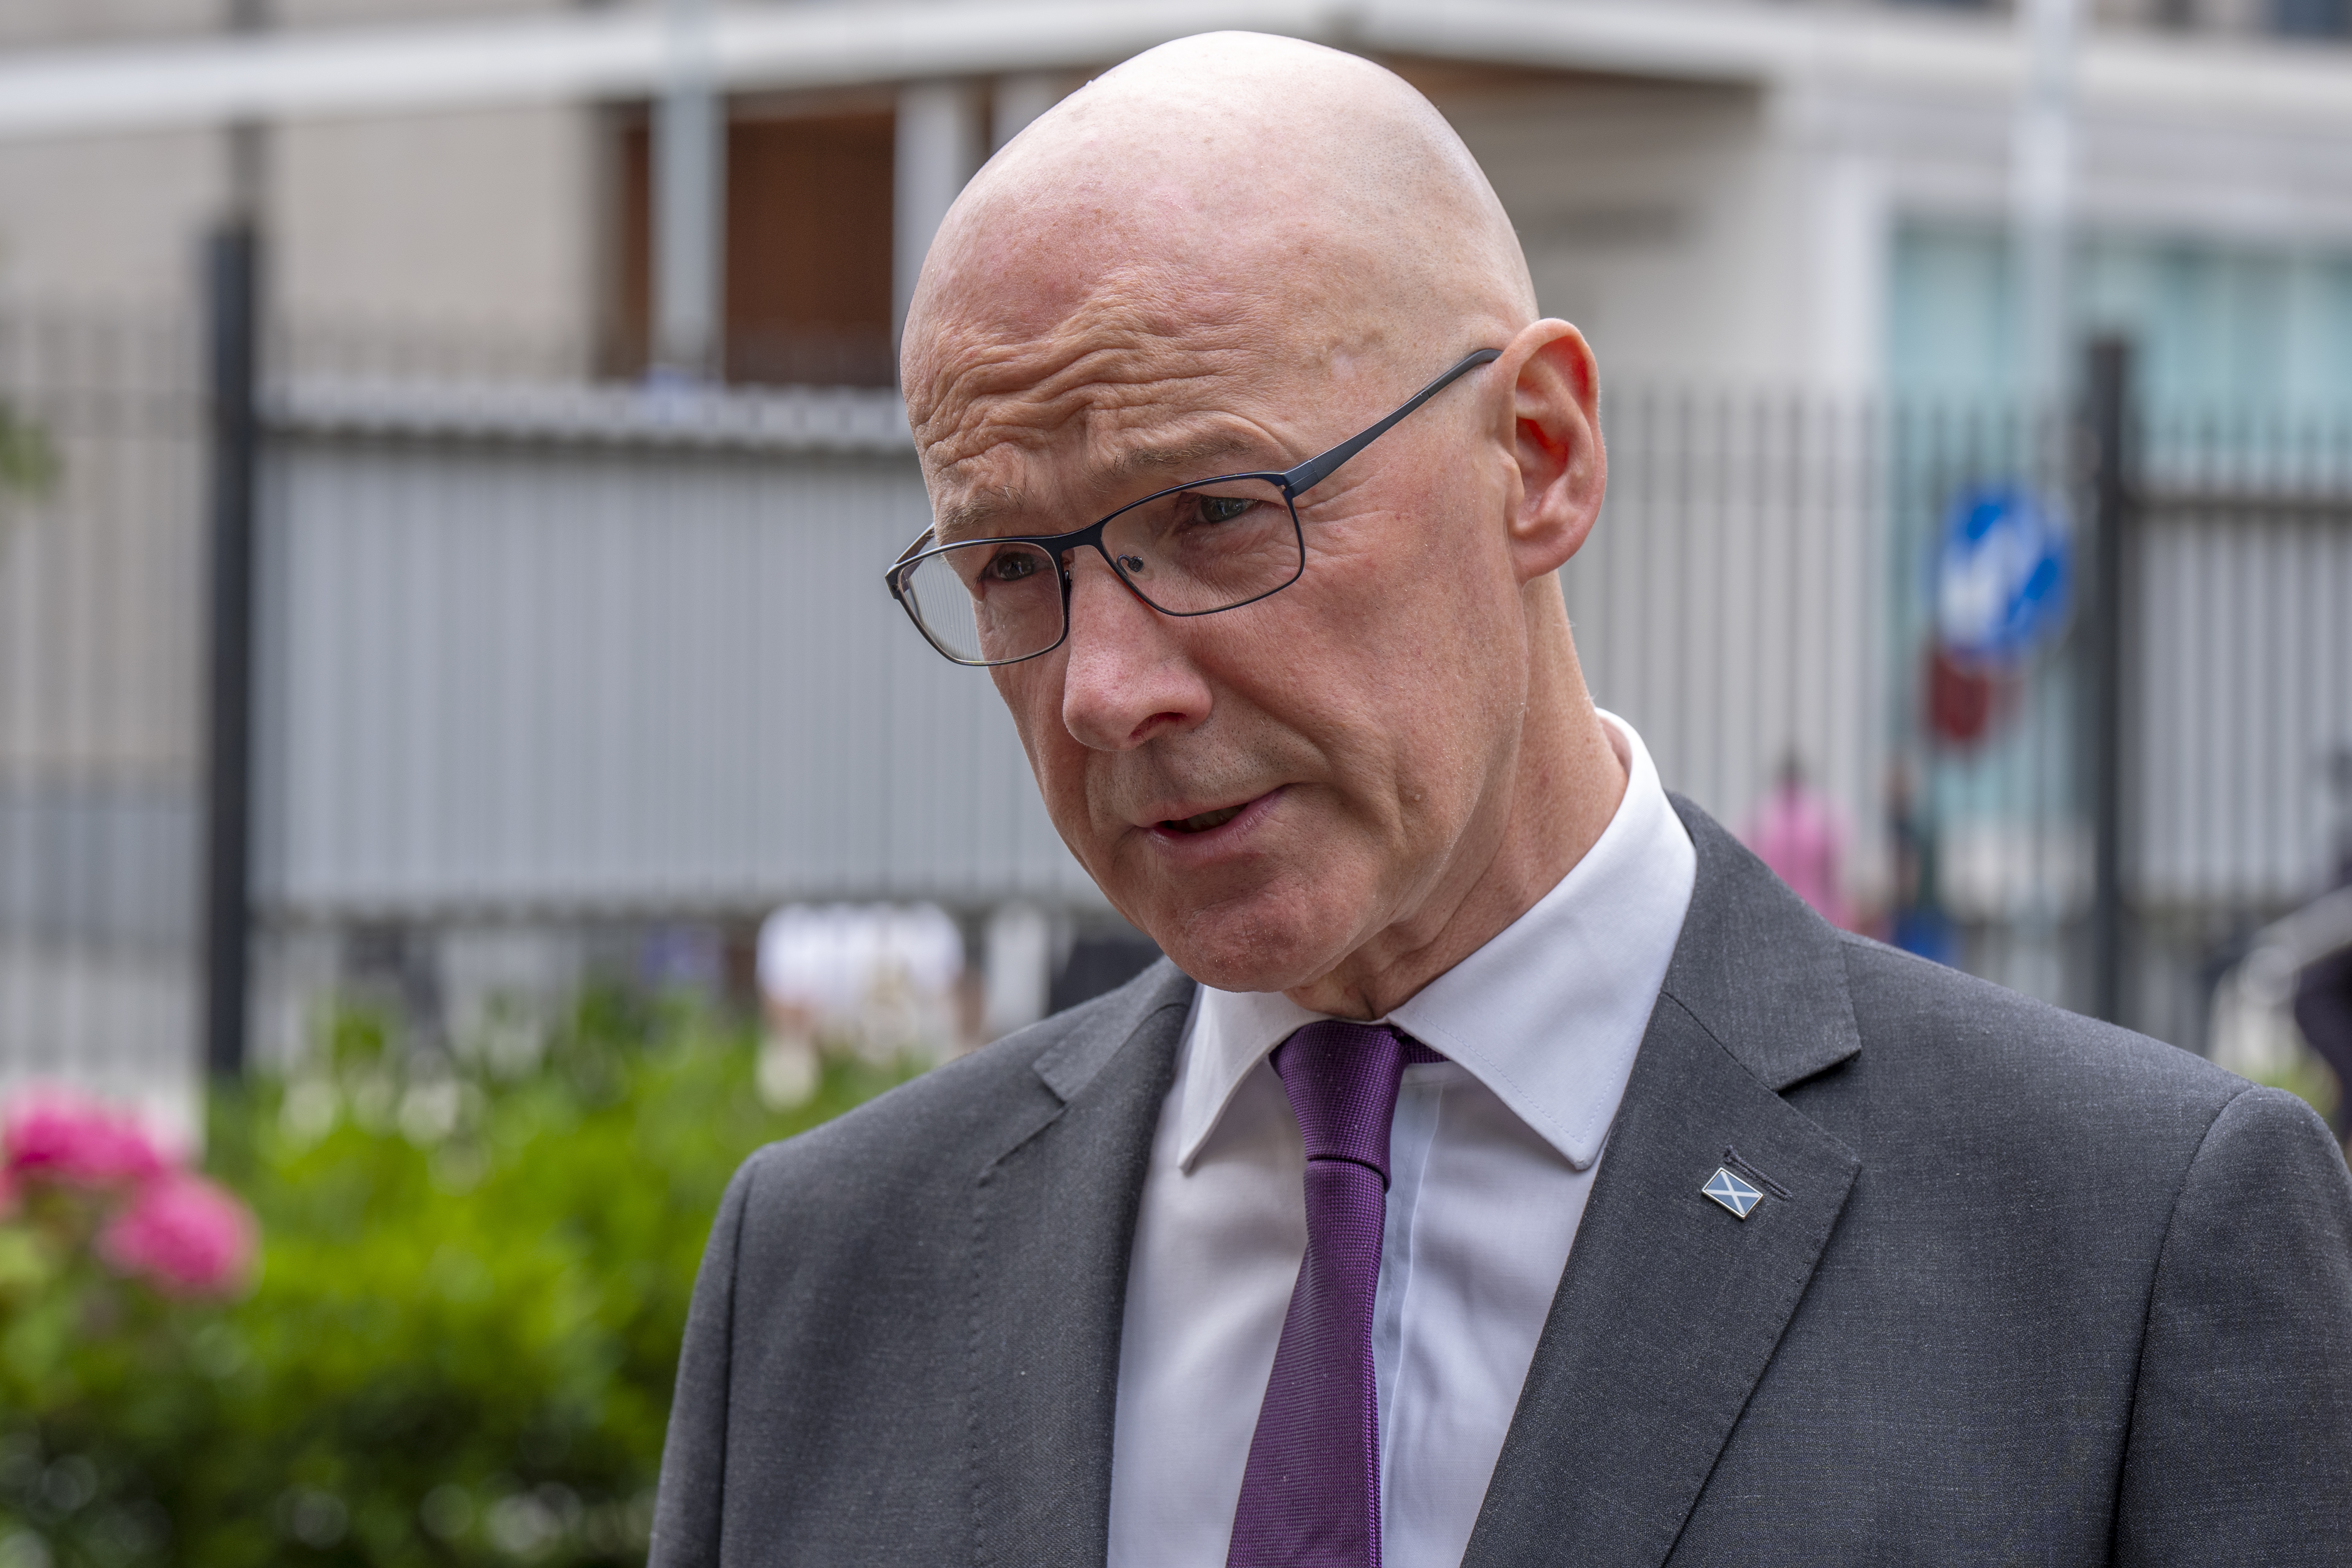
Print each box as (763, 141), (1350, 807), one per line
(613, 106), (897, 387)
(2274, 0), (2349, 35)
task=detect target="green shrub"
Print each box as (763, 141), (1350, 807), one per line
(3, 987), (907, 1568)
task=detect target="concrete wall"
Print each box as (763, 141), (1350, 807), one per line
(0, 0), (605, 350)
(1432, 74), (1799, 385)
(274, 104), (602, 356)
(0, 129), (230, 304)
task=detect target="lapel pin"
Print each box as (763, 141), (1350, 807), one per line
(1702, 1166), (1764, 1219)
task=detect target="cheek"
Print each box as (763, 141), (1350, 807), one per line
(1295, 507), (1523, 717)
(1310, 520), (1527, 824)
(995, 664), (1083, 805)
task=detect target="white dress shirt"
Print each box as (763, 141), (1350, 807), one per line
(1106, 712), (1696, 1568)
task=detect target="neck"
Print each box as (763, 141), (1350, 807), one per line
(1283, 625), (1627, 1020)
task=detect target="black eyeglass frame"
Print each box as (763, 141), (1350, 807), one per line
(884, 346), (1505, 667)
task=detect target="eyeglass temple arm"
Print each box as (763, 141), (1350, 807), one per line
(1278, 347), (1503, 497)
(884, 527), (936, 600)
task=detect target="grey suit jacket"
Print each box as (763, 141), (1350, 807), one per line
(652, 802), (2352, 1565)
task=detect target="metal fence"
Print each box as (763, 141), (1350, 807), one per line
(257, 379), (1089, 920)
(3, 299), (2349, 1124)
(0, 309), (207, 1137)
(1577, 381), (2352, 1045)
(2135, 411), (2352, 910)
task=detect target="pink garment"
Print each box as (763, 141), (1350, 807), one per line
(1743, 779), (1850, 929)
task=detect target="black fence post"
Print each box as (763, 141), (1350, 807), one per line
(204, 222), (261, 1078)
(2086, 336), (2133, 1027)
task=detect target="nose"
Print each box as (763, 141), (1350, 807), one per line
(1057, 550), (1212, 751)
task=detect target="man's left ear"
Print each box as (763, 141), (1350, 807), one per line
(1501, 320), (1606, 582)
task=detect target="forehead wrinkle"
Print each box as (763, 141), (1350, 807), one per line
(914, 282), (1306, 540)
(918, 346), (1266, 491)
(932, 424), (1278, 546)
(918, 332), (1259, 459)
(910, 267), (1272, 441)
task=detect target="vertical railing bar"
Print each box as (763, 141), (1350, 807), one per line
(204, 223), (262, 1078)
(2086, 337), (2131, 1026)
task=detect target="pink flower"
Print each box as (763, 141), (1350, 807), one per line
(98, 1173), (258, 1298)
(3, 1092), (167, 1188)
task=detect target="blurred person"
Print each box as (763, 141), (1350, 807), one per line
(1884, 755), (1958, 965)
(1740, 753), (1850, 928)
(655, 35), (2352, 1568)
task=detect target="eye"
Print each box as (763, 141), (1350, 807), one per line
(982, 550), (1040, 583)
(1191, 494), (1255, 525)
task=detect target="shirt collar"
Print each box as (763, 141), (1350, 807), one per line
(1175, 711), (1697, 1172)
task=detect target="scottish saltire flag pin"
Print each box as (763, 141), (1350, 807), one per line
(1702, 1166), (1764, 1219)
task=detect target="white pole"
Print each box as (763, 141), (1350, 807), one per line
(991, 72), (1063, 152)
(653, 0), (723, 383)
(2011, 0), (2080, 407)
(895, 80), (982, 352)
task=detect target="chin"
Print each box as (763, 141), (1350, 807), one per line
(1141, 889), (1355, 997)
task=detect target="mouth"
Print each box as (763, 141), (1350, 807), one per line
(1143, 786), (1285, 844)
(1160, 803), (1246, 834)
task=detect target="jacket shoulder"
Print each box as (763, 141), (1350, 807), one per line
(1831, 929), (2250, 1143)
(731, 957), (1192, 1207)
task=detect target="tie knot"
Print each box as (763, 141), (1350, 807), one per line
(1270, 1021), (1443, 1187)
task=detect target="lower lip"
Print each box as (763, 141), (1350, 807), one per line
(1145, 787), (1284, 857)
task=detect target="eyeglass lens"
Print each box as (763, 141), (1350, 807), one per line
(902, 476), (1300, 664)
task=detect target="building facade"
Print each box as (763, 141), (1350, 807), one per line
(3, 0), (2350, 1120)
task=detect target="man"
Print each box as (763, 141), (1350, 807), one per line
(653, 34), (2352, 1567)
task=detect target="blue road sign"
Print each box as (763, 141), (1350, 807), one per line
(1935, 485), (2071, 666)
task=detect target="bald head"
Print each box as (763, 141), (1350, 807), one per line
(895, 33), (1621, 1017)
(903, 34), (1536, 449)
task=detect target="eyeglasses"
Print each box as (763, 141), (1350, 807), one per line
(884, 347), (1503, 667)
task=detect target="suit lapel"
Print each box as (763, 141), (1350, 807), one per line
(964, 964), (1192, 1568)
(1462, 801), (1864, 1568)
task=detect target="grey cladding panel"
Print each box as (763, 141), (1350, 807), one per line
(257, 431), (1096, 918)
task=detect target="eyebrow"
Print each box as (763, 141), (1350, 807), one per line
(1116, 434), (1262, 479)
(936, 494), (1018, 544)
(934, 434), (1271, 544)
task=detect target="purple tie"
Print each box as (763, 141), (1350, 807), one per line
(1227, 1021), (1443, 1568)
